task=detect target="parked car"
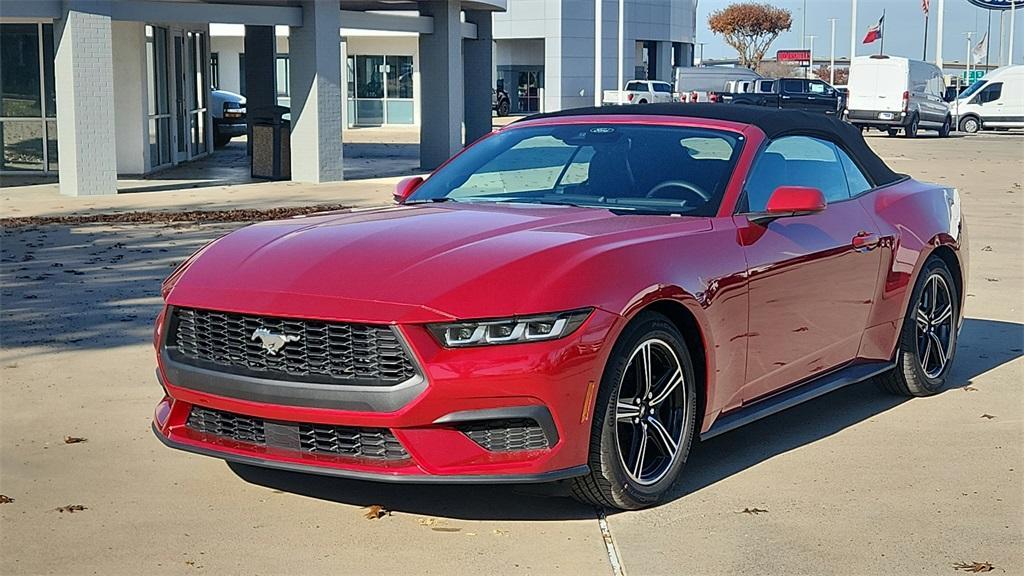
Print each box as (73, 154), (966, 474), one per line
(154, 103), (967, 510)
(952, 65), (1024, 133)
(834, 84), (849, 114)
(603, 80), (676, 105)
(845, 55), (952, 138)
(492, 88), (511, 117)
(676, 66), (761, 102)
(209, 89), (247, 148)
(728, 77), (841, 115)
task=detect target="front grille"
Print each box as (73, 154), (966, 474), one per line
(458, 419), (551, 452)
(186, 406), (409, 461)
(167, 307), (417, 386)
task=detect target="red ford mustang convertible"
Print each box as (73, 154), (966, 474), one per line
(153, 105), (967, 509)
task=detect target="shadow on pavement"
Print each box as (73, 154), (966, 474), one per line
(230, 317), (1021, 519)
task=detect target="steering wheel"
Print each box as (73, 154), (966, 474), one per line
(644, 180), (710, 203)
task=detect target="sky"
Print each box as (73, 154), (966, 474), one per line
(694, 0), (1023, 66)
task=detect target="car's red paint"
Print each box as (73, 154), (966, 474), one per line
(763, 185), (827, 215)
(153, 112), (967, 481)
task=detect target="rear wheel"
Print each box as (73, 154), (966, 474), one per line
(959, 116), (980, 134)
(938, 115), (952, 138)
(571, 312), (697, 510)
(213, 133), (233, 148)
(877, 257), (959, 397)
(496, 98), (510, 117)
(638, 99), (649, 104)
(903, 114), (920, 138)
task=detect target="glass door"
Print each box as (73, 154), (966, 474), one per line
(187, 31), (207, 156)
(146, 26), (172, 168)
(173, 33), (187, 162)
(347, 54), (415, 126)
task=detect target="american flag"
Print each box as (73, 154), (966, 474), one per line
(922, 0), (930, 14)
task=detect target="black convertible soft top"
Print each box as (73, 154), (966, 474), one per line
(520, 103), (903, 186)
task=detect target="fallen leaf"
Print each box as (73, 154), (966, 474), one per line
(980, 414), (996, 420)
(962, 386), (978, 392)
(431, 527), (461, 533)
(980, 245), (993, 252)
(63, 436), (87, 444)
(363, 505), (390, 519)
(739, 507), (768, 515)
(417, 518), (438, 526)
(55, 504), (87, 513)
(0, 495), (13, 504)
(953, 561), (994, 572)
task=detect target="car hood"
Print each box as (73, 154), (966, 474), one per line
(167, 203), (711, 323)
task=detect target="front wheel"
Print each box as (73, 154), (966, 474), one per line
(877, 257), (959, 397)
(496, 99), (510, 117)
(571, 311), (697, 510)
(939, 116), (952, 137)
(959, 116), (980, 134)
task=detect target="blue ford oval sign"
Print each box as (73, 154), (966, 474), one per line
(966, 0), (1021, 10)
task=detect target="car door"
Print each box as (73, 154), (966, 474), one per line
(806, 80), (838, 115)
(779, 78), (808, 110)
(974, 82), (1007, 126)
(734, 135), (883, 404)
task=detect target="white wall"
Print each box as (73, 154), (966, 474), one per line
(112, 21), (148, 175)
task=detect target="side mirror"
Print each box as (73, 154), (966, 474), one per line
(393, 176), (424, 204)
(750, 186), (827, 224)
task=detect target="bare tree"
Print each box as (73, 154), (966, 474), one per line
(814, 65), (849, 85)
(709, 3), (793, 70)
(756, 61), (798, 79)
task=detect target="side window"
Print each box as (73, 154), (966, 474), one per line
(807, 81), (827, 94)
(982, 82), (1003, 103)
(625, 81), (643, 91)
(653, 83), (672, 93)
(836, 147), (873, 196)
(782, 79), (805, 94)
(742, 136), (851, 212)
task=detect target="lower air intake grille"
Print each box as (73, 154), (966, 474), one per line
(457, 419), (551, 452)
(186, 406), (409, 461)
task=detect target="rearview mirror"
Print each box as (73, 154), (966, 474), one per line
(750, 186), (827, 224)
(393, 176), (424, 204)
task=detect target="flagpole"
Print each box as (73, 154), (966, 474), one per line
(936, 0), (945, 69)
(829, 18), (837, 85)
(986, 10), (992, 70)
(966, 32), (972, 83)
(1010, 0), (1016, 66)
(923, 10), (930, 61)
(594, 0), (602, 106)
(850, 0), (858, 62)
(879, 9), (885, 55)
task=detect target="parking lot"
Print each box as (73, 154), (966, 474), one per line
(1, 132), (1021, 575)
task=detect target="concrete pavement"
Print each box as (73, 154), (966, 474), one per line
(0, 132), (1021, 575)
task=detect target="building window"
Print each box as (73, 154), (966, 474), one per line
(1, 23), (57, 173)
(275, 55), (289, 98)
(210, 52), (220, 89)
(347, 54), (414, 126)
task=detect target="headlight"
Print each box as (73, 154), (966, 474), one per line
(427, 309), (592, 348)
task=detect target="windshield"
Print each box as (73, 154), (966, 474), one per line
(958, 79), (986, 100)
(408, 124), (743, 216)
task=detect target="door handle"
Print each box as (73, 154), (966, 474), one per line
(852, 231), (879, 251)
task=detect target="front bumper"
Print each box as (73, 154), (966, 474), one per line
(846, 109), (909, 128)
(153, 308), (620, 481)
(213, 117), (247, 138)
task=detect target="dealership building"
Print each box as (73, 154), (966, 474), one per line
(0, 0), (695, 196)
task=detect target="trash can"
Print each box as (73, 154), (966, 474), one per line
(250, 105), (290, 180)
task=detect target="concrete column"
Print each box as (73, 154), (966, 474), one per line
(288, 0), (343, 183)
(654, 41), (672, 82)
(111, 21), (148, 175)
(463, 10), (493, 145)
(419, 1), (464, 170)
(54, 1), (117, 196)
(243, 25), (276, 153)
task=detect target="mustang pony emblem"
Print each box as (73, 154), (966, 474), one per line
(251, 328), (300, 355)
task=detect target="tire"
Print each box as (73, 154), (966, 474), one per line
(938, 115), (952, 138)
(887, 128), (900, 137)
(213, 133), (233, 148)
(876, 257), (959, 397)
(638, 99), (648, 104)
(959, 116), (980, 134)
(570, 311), (697, 510)
(496, 99), (510, 117)
(903, 114), (919, 138)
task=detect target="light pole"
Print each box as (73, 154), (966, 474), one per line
(850, 0), (858, 61)
(1010, 0), (1016, 66)
(617, 0), (624, 92)
(828, 18), (838, 85)
(965, 31), (973, 84)
(936, 0), (945, 70)
(801, 0), (807, 49)
(806, 35), (817, 80)
(594, 0), (602, 106)
(697, 42), (706, 66)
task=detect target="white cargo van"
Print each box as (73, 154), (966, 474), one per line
(845, 55), (952, 138)
(952, 65), (1024, 133)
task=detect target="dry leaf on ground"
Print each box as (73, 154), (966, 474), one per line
(55, 504), (87, 513)
(739, 507), (768, 515)
(980, 414), (996, 420)
(953, 561), (994, 573)
(0, 495), (13, 504)
(363, 505), (390, 519)
(64, 436), (87, 444)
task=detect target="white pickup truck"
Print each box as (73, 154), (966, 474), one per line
(602, 80), (677, 105)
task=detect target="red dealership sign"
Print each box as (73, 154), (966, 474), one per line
(777, 49), (811, 66)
